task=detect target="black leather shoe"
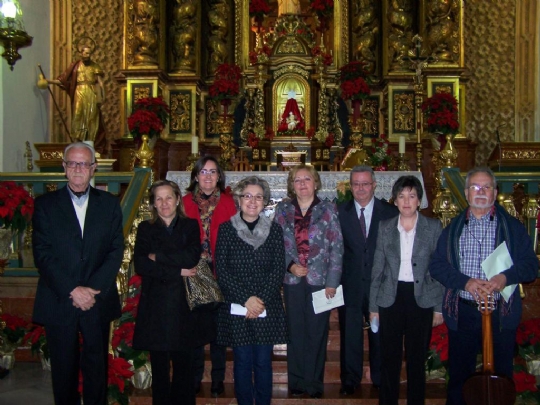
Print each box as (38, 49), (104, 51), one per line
(310, 392), (323, 398)
(211, 380), (224, 397)
(339, 384), (355, 395)
(290, 389), (305, 396)
(194, 381), (201, 395)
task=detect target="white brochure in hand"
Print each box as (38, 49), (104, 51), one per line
(481, 241), (516, 303)
(312, 285), (344, 314)
(230, 303), (267, 318)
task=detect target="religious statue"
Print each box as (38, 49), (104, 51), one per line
(278, 90), (305, 132)
(286, 112), (299, 130)
(353, 0), (379, 76)
(45, 41), (106, 153)
(387, 0), (414, 71)
(278, 0), (301, 15)
(208, 0), (229, 73)
(172, 0), (196, 71)
(426, 0), (458, 63)
(131, 0), (159, 65)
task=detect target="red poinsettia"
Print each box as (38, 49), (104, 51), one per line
(368, 134), (392, 169)
(108, 353), (134, 393)
(112, 321), (135, 351)
(338, 61), (371, 101)
(209, 63), (242, 101)
(247, 132), (259, 148)
(325, 133), (335, 148)
(311, 45), (333, 66)
(516, 318), (540, 358)
(22, 324), (48, 358)
(0, 313), (28, 344)
(0, 181), (34, 233)
(426, 323), (449, 376)
(514, 370), (538, 393)
(306, 127), (316, 140)
(421, 92), (459, 135)
(127, 97), (170, 141)
(249, 0), (270, 19)
(310, 0), (333, 31)
(265, 127), (275, 141)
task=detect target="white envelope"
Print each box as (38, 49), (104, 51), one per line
(312, 285), (344, 314)
(481, 241), (516, 303)
(230, 303), (267, 318)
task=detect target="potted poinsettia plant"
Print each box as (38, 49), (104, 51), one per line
(425, 323), (449, 380)
(338, 61), (371, 123)
(310, 0), (333, 31)
(421, 92), (459, 149)
(107, 353), (134, 405)
(249, 0), (270, 31)
(127, 96), (170, 144)
(513, 368), (540, 404)
(23, 324), (49, 369)
(367, 134), (393, 171)
(208, 63), (242, 117)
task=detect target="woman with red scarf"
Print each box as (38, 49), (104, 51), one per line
(183, 156), (237, 397)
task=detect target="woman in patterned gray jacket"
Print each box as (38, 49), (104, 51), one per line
(215, 176), (288, 405)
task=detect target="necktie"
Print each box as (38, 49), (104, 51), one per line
(359, 207), (367, 239)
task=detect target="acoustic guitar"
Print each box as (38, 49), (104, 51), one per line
(462, 294), (516, 404)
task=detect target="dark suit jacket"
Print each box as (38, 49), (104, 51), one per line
(369, 214), (444, 313)
(32, 186), (124, 326)
(338, 198), (398, 308)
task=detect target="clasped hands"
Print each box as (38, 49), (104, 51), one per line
(245, 296), (265, 319)
(465, 273), (507, 301)
(70, 286), (100, 311)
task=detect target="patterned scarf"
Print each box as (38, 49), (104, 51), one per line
(192, 185), (220, 261)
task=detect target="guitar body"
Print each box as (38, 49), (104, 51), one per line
(463, 374), (516, 405)
(462, 294), (516, 405)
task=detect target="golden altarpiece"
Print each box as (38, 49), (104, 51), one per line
(114, 0), (468, 174)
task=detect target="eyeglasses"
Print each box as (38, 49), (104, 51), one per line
(352, 182), (374, 189)
(467, 185), (494, 192)
(199, 169), (218, 176)
(64, 161), (95, 169)
(241, 194), (264, 202)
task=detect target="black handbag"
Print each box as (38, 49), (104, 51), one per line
(183, 258), (224, 310)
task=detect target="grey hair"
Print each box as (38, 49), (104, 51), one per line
(64, 142), (96, 163)
(350, 165), (375, 183)
(233, 176), (271, 205)
(465, 167), (497, 188)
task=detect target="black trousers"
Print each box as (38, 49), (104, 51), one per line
(379, 282), (433, 405)
(46, 316), (110, 405)
(193, 308), (226, 384)
(151, 348), (195, 405)
(283, 279), (330, 396)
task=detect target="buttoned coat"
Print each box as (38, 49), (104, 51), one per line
(369, 213), (443, 313)
(274, 199), (343, 288)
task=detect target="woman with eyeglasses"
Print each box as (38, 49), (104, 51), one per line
(183, 156), (237, 397)
(369, 175), (444, 405)
(214, 176), (287, 405)
(273, 164), (343, 399)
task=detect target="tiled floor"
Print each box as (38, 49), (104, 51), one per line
(0, 362), (54, 405)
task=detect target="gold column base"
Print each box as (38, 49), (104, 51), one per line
(397, 153), (411, 171)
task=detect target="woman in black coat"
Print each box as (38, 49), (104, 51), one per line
(133, 180), (214, 405)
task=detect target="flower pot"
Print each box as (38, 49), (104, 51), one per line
(0, 352), (15, 370)
(0, 228), (14, 265)
(39, 350), (51, 371)
(130, 362), (152, 390)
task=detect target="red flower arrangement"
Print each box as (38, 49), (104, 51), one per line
(516, 318), (540, 359)
(265, 127), (275, 141)
(338, 61), (371, 122)
(421, 92), (459, 136)
(311, 45), (333, 66)
(425, 323), (449, 377)
(310, 0), (333, 31)
(249, 44), (272, 65)
(325, 133), (335, 148)
(249, 0), (270, 20)
(107, 353), (134, 405)
(209, 63), (242, 102)
(0, 313), (28, 345)
(0, 181), (34, 233)
(247, 132), (259, 148)
(127, 96), (170, 140)
(514, 370), (538, 394)
(306, 127), (316, 140)
(368, 134), (392, 170)
(23, 324), (48, 360)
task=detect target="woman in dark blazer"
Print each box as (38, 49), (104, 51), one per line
(369, 175), (444, 405)
(133, 180), (214, 405)
(215, 176), (287, 405)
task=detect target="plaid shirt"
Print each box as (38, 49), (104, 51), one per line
(458, 210), (499, 301)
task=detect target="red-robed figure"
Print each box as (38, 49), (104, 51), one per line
(278, 96), (305, 133)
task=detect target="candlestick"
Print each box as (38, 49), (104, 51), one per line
(399, 135), (406, 154)
(191, 135), (199, 155)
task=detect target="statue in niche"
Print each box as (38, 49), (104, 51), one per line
(426, 0), (457, 63)
(278, 90), (305, 132)
(132, 0), (159, 65)
(278, 0), (301, 15)
(387, 0), (413, 71)
(208, 0), (229, 73)
(172, 0), (196, 71)
(353, 0), (379, 76)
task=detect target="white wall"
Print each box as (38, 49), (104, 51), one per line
(0, 0), (50, 172)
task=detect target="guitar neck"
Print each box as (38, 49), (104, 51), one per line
(481, 310), (495, 373)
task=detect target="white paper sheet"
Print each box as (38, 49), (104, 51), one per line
(230, 303), (267, 318)
(312, 285), (345, 314)
(481, 241), (516, 303)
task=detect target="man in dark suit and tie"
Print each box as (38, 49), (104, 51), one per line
(32, 142), (124, 405)
(337, 165), (398, 395)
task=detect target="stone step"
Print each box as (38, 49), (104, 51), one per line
(129, 382), (448, 404)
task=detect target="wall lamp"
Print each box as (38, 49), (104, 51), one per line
(0, 0), (32, 71)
